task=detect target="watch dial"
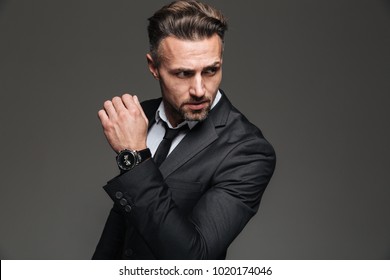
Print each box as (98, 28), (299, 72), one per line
(118, 151), (135, 170)
(123, 154), (132, 166)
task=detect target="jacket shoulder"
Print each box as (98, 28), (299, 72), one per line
(214, 92), (275, 156)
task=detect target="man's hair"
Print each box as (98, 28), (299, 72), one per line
(147, 0), (228, 66)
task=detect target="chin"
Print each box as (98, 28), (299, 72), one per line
(183, 109), (210, 122)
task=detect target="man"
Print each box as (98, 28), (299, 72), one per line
(93, 0), (276, 260)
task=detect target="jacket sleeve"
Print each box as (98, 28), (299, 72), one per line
(100, 136), (275, 259)
(92, 205), (126, 259)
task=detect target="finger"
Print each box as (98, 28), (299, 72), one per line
(121, 93), (137, 110)
(103, 100), (117, 119)
(98, 109), (109, 124)
(133, 95), (148, 122)
(112, 96), (126, 112)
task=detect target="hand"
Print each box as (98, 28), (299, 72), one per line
(98, 94), (149, 153)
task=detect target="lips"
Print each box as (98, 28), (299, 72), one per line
(184, 101), (209, 111)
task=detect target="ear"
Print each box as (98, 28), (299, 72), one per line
(146, 53), (159, 79)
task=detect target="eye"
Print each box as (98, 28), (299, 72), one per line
(203, 67), (219, 76)
(175, 71), (193, 78)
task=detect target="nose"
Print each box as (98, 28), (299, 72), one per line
(189, 74), (205, 98)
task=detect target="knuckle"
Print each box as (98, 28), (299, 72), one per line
(128, 106), (140, 116)
(103, 121), (114, 131)
(117, 110), (129, 119)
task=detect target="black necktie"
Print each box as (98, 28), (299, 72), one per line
(153, 122), (187, 167)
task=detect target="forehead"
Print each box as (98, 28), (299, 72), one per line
(158, 34), (223, 68)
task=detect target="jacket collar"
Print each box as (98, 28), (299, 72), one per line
(141, 89), (231, 178)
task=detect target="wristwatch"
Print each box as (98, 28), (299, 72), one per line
(116, 148), (151, 171)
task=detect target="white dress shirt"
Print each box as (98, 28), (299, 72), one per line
(147, 90), (222, 156)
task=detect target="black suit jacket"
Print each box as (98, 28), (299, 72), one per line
(92, 91), (276, 259)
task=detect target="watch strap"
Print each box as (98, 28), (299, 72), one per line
(116, 148), (151, 172)
(137, 148), (152, 164)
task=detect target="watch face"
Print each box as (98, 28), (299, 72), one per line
(117, 150), (136, 170)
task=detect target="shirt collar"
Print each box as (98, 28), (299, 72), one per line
(155, 90), (222, 129)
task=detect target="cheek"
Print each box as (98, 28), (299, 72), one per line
(161, 73), (187, 93)
(161, 80), (189, 105)
(205, 74), (222, 91)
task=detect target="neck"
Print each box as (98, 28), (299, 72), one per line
(163, 101), (183, 128)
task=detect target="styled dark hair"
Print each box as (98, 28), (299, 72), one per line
(147, 0), (228, 66)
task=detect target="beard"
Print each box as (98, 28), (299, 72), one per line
(180, 99), (212, 122)
(164, 96), (213, 125)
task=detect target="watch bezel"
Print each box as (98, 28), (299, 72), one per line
(116, 149), (139, 171)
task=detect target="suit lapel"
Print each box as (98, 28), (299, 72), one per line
(159, 118), (218, 178)
(160, 92), (231, 178)
(141, 92), (231, 179)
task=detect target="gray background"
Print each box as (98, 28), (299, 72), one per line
(0, 0), (389, 259)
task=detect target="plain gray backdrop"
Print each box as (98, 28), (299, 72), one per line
(0, 0), (389, 259)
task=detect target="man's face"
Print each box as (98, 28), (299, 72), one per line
(147, 34), (223, 127)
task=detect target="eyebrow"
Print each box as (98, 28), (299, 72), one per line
(171, 62), (222, 72)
